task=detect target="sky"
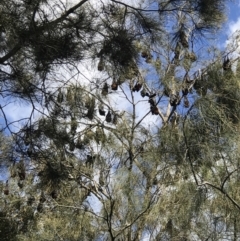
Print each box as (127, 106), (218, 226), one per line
(0, 4), (239, 241)
(221, 1), (240, 41)
(0, 1), (239, 127)
(0, 2), (240, 240)
(1, 0), (240, 174)
(1, 0), (240, 132)
(228, 0), (240, 26)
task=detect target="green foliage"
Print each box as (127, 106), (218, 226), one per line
(1, 0), (240, 240)
(99, 28), (138, 68)
(197, 0), (226, 26)
(0, 211), (18, 241)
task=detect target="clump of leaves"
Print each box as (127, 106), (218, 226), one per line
(32, 31), (81, 64)
(38, 158), (69, 189)
(0, 211), (18, 241)
(98, 29), (138, 68)
(196, 0), (226, 28)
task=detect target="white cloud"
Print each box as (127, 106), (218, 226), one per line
(224, 17), (240, 56)
(228, 18), (240, 35)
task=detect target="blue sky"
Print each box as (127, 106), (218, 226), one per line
(228, 0), (240, 22)
(221, 1), (240, 41)
(0, 0), (238, 136)
(1, 0), (240, 181)
(1, 0), (240, 130)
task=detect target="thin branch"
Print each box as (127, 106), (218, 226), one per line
(43, 0), (89, 29)
(114, 197), (154, 239)
(221, 168), (239, 191)
(201, 181), (240, 211)
(0, 43), (22, 64)
(54, 204), (106, 220)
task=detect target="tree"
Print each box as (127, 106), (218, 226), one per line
(1, 0), (240, 240)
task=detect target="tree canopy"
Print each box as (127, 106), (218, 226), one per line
(1, 0), (240, 240)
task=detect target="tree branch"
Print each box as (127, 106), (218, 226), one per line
(200, 181), (240, 211)
(0, 43), (22, 64)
